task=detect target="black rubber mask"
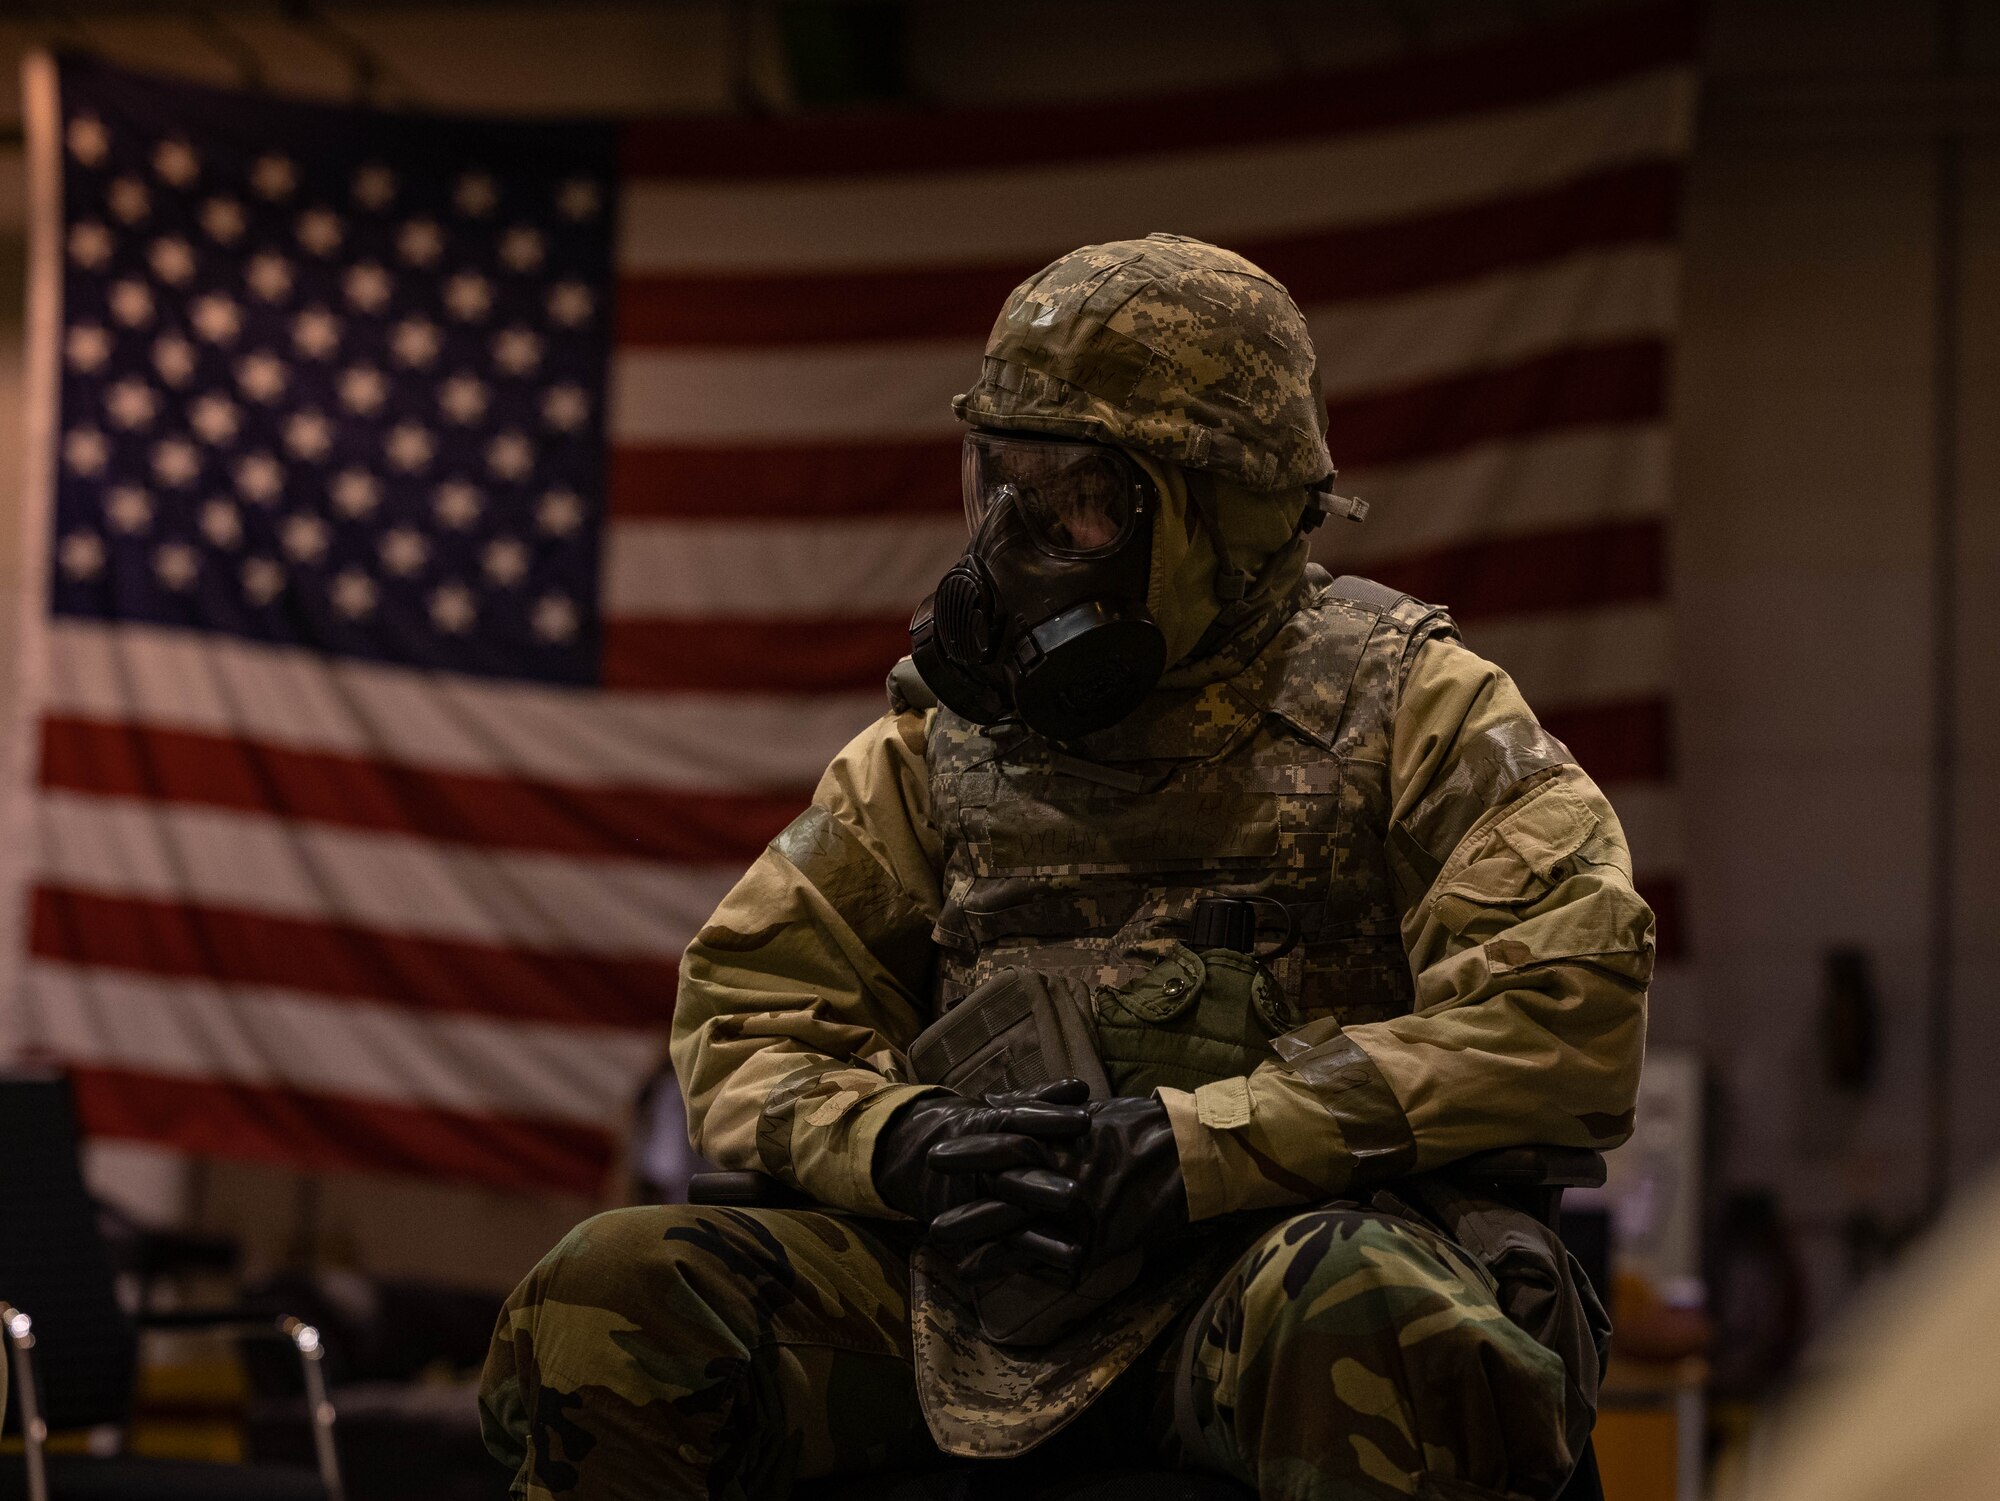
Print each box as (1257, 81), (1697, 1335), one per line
(911, 431), (1166, 740)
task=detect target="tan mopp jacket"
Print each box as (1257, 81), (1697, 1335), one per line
(671, 569), (1653, 1452)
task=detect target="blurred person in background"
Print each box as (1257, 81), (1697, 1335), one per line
(479, 235), (1655, 1500)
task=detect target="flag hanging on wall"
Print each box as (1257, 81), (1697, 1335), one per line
(6, 9), (1696, 1193)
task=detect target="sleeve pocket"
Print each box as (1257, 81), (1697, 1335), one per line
(1429, 777), (1598, 936)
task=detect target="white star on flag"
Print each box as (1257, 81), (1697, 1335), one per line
(434, 480), (484, 529)
(429, 582), (477, 633)
(281, 513), (331, 563)
(338, 365), (388, 414)
(104, 378), (158, 430)
(150, 438), (200, 487)
(153, 541), (199, 589)
(68, 222), (113, 268)
(236, 352), (289, 402)
(385, 422), (435, 472)
(252, 154), (296, 200)
(109, 280), (154, 327)
(153, 139), (200, 186)
(192, 293), (243, 343)
(353, 164), (397, 209)
(247, 253), (294, 302)
(59, 530), (106, 578)
(241, 555), (286, 603)
(105, 485), (154, 534)
(201, 197), (246, 242)
(297, 208), (343, 257)
(152, 335), (197, 386)
(344, 263), (393, 312)
(331, 470), (381, 517)
(107, 177), (149, 223)
(380, 526), (429, 576)
(66, 114), (108, 165)
(199, 498), (242, 547)
(190, 393), (240, 443)
(331, 568), (378, 618)
(66, 325), (111, 371)
(397, 218), (444, 267)
(234, 452), (284, 503)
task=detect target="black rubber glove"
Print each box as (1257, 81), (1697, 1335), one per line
(930, 1095), (1188, 1278)
(871, 1079), (1089, 1226)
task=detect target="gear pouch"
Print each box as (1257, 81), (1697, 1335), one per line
(909, 967), (1110, 1100)
(1094, 944), (1300, 1097)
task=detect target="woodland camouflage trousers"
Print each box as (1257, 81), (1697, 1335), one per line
(480, 1202), (1573, 1501)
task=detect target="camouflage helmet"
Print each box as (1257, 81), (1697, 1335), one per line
(951, 233), (1333, 493)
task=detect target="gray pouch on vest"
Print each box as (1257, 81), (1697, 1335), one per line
(909, 967), (1111, 1101)
(908, 968), (1135, 1348)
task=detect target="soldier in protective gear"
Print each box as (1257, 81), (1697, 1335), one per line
(481, 234), (1652, 1500)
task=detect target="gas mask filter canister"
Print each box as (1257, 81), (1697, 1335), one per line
(910, 430), (1167, 740)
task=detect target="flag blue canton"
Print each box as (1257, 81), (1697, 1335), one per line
(49, 60), (618, 686)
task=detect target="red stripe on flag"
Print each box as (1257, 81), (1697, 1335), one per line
(1638, 873), (1686, 960)
(617, 162), (1682, 348)
(1331, 341), (1666, 470)
(1541, 698), (1672, 784)
(602, 614), (914, 693)
(38, 717), (805, 862)
(618, 4), (1694, 180)
(30, 886), (679, 1029)
(1370, 519), (1664, 621)
(609, 436), (957, 521)
(605, 521), (1665, 696)
(609, 342), (1667, 521)
(66, 1065), (610, 1194)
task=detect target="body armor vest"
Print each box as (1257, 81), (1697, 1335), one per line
(925, 571), (1457, 1070)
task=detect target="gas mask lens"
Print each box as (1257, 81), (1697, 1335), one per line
(914, 429), (1167, 739)
(961, 431), (1145, 556)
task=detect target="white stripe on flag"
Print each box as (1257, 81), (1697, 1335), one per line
(35, 790), (729, 957)
(19, 961), (657, 1125)
(604, 515), (960, 619)
(602, 426), (1669, 620)
(43, 622), (881, 791)
(1331, 425), (1671, 566)
(615, 70), (1693, 272)
(607, 246), (1677, 443)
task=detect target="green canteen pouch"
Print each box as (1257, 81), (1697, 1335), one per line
(909, 966), (1111, 1100)
(1093, 944), (1299, 1097)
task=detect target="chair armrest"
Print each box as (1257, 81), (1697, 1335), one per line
(135, 1309), (344, 1501)
(1447, 1146), (1607, 1190)
(687, 1171), (815, 1209)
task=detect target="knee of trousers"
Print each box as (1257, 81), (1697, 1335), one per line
(504, 1205), (753, 1349)
(1229, 1208), (1488, 1375)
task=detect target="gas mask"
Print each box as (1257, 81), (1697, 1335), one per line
(910, 430), (1166, 740)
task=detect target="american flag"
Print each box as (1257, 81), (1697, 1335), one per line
(5, 11), (1695, 1194)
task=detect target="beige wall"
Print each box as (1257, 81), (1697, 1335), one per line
(0, 0), (1987, 1321)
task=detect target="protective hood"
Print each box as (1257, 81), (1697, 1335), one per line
(1132, 453), (1315, 691)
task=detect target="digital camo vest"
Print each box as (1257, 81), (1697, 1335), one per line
(928, 570), (1455, 1061)
(906, 571), (1461, 1458)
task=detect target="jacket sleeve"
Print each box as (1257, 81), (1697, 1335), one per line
(1160, 635), (1653, 1222)
(669, 709), (944, 1216)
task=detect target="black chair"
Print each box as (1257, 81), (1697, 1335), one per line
(689, 1146), (1608, 1501)
(0, 1072), (342, 1501)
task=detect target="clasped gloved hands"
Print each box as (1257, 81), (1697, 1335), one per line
(926, 1085), (1190, 1284)
(872, 1080), (1092, 1228)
